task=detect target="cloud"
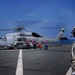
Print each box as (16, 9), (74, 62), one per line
(10, 22), (15, 25)
(51, 19), (59, 23)
(68, 12), (74, 16)
(26, 13), (35, 16)
(63, 11), (73, 16)
(17, 18), (22, 21)
(43, 19), (59, 23)
(68, 12), (73, 15)
(43, 19), (50, 22)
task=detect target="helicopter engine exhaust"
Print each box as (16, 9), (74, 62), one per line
(32, 32), (42, 37)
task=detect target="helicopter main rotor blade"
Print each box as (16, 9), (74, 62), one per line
(40, 27), (60, 29)
(0, 29), (14, 31)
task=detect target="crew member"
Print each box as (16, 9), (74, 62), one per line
(37, 42), (42, 49)
(71, 41), (75, 74)
(26, 39), (30, 49)
(32, 39), (37, 49)
(44, 40), (48, 50)
(71, 27), (75, 37)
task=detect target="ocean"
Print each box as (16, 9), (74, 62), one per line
(49, 39), (75, 44)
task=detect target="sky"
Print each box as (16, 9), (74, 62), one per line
(0, 0), (75, 39)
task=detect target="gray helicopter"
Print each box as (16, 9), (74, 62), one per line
(0, 26), (66, 49)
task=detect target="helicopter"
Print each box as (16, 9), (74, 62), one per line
(0, 26), (66, 49)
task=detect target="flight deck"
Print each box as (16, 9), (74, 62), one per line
(0, 44), (72, 75)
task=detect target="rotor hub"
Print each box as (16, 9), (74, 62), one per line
(14, 27), (25, 31)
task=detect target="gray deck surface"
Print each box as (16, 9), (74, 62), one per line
(0, 44), (72, 75)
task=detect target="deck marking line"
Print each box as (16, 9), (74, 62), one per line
(16, 49), (23, 75)
(66, 67), (72, 75)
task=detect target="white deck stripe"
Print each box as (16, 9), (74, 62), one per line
(66, 67), (72, 75)
(16, 49), (23, 75)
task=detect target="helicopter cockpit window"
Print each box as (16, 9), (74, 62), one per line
(2, 37), (7, 41)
